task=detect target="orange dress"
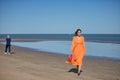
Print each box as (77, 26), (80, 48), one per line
(70, 36), (86, 67)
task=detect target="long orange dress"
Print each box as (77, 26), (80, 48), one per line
(70, 36), (86, 67)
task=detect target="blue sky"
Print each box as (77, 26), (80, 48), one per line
(0, 0), (120, 34)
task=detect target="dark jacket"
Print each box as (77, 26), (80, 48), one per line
(6, 38), (11, 46)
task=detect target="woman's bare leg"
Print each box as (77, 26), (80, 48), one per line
(77, 65), (81, 76)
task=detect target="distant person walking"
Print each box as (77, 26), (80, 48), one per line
(66, 29), (86, 76)
(4, 35), (11, 54)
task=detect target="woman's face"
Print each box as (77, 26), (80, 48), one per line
(77, 30), (81, 36)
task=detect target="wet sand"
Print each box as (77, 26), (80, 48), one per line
(0, 43), (120, 80)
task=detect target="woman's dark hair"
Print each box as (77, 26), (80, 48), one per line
(74, 29), (82, 36)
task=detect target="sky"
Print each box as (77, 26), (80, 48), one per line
(0, 0), (120, 34)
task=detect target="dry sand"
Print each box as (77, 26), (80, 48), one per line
(0, 44), (120, 80)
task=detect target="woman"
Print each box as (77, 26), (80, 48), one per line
(69, 29), (86, 76)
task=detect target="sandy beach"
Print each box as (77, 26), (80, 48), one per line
(0, 42), (120, 80)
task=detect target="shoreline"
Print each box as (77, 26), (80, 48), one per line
(1, 39), (120, 60)
(1, 43), (120, 61)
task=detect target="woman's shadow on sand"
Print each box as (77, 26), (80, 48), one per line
(68, 68), (83, 74)
(68, 68), (78, 73)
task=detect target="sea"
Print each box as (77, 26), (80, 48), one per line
(0, 34), (120, 43)
(0, 34), (120, 59)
